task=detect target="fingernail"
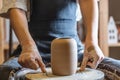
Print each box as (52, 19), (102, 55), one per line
(43, 69), (49, 76)
(43, 68), (47, 73)
(80, 67), (85, 71)
(79, 69), (84, 71)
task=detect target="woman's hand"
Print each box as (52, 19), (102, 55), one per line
(9, 8), (46, 72)
(18, 47), (46, 73)
(80, 42), (104, 71)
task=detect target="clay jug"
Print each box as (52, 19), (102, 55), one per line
(51, 38), (77, 76)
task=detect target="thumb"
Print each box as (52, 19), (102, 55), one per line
(80, 54), (89, 71)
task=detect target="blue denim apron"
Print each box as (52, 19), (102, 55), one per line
(28, 0), (83, 62)
(0, 1), (85, 80)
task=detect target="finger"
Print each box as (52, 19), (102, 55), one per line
(37, 57), (46, 73)
(87, 62), (96, 69)
(92, 56), (99, 69)
(19, 57), (39, 69)
(80, 54), (89, 71)
(26, 58), (39, 70)
(18, 58), (28, 68)
(87, 57), (98, 69)
(94, 57), (104, 68)
(98, 57), (104, 63)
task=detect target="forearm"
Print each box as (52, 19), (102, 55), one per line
(78, 0), (99, 44)
(9, 9), (46, 71)
(9, 8), (36, 49)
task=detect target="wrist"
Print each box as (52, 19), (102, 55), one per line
(21, 39), (36, 45)
(85, 36), (98, 45)
(21, 40), (38, 52)
(85, 39), (98, 47)
(22, 45), (38, 52)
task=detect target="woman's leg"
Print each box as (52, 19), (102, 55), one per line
(97, 57), (120, 80)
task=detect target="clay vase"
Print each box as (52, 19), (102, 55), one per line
(51, 38), (77, 76)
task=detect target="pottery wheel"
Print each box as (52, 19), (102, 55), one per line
(25, 68), (104, 80)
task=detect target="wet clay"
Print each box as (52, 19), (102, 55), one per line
(51, 38), (77, 76)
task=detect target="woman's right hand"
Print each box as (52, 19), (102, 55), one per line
(18, 47), (46, 73)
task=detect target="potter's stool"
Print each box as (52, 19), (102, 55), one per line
(25, 68), (104, 80)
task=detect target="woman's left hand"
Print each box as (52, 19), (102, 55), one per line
(80, 43), (104, 71)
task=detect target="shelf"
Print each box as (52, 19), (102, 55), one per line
(109, 43), (120, 47)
